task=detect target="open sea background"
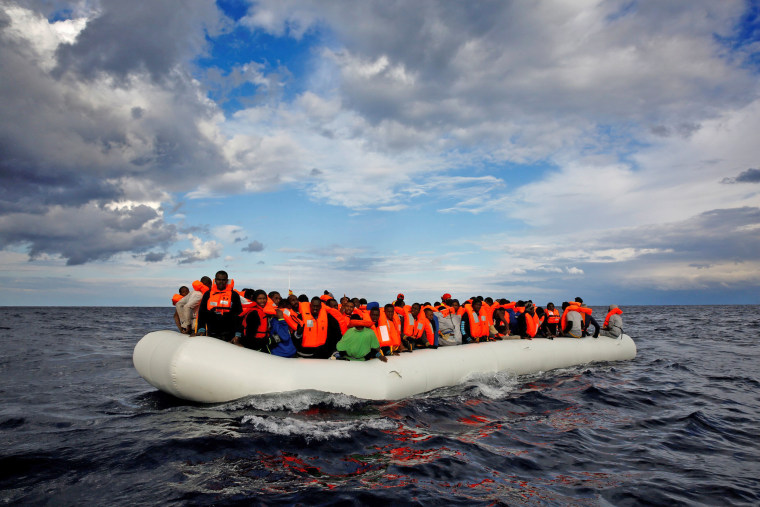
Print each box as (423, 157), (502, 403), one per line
(1, 305), (759, 506)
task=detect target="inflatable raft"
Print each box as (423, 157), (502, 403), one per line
(133, 330), (637, 403)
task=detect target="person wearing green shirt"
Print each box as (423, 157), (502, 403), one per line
(334, 314), (388, 362)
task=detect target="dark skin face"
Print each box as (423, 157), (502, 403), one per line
(310, 299), (322, 316)
(270, 292), (281, 306)
(214, 273), (228, 290)
(384, 306), (395, 320)
(370, 308), (380, 325)
(342, 301), (355, 315)
(451, 301), (460, 312)
(288, 294), (298, 307)
(328, 299), (339, 309)
(256, 293), (267, 307)
(472, 300), (482, 313)
(423, 309), (434, 320)
(410, 304), (420, 318)
(179, 287), (189, 297)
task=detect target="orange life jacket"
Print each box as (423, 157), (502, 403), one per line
(603, 307), (623, 327)
(415, 313), (435, 345)
(380, 312), (402, 347)
(191, 280), (209, 293)
(402, 309), (416, 337)
(241, 305), (269, 340)
(524, 312), (538, 337)
(281, 308), (303, 331)
(299, 301), (329, 348)
(546, 308), (560, 324)
(171, 294), (183, 305)
(372, 318), (396, 348)
(207, 280), (235, 313)
(465, 305), (489, 339)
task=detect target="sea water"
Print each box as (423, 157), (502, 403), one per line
(1, 306), (758, 505)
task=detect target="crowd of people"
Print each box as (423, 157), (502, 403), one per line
(171, 270), (625, 362)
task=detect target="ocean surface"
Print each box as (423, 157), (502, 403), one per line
(1, 305), (759, 506)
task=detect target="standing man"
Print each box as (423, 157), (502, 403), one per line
(196, 271), (243, 342)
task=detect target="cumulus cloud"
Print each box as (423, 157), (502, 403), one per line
(175, 235), (222, 264)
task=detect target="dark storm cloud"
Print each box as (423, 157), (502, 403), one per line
(143, 251), (166, 262)
(721, 168), (760, 184)
(242, 240), (264, 252)
(54, 0), (223, 82)
(0, 203), (177, 265)
(0, 2), (232, 264)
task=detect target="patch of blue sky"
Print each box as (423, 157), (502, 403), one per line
(216, 0), (249, 22)
(47, 8), (74, 23)
(582, 123), (649, 163)
(196, 22), (327, 115)
(714, 1), (760, 71)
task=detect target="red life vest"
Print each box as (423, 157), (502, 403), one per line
(380, 312), (402, 347)
(171, 294), (183, 305)
(546, 308), (560, 324)
(299, 301), (329, 348)
(324, 305), (350, 334)
(241, 305), (269, 340)
(603, 307), (623, 327)
(207, 280), (235, 313)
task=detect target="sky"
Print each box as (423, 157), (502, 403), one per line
(1, 0), (759, 306)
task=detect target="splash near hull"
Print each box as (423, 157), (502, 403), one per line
(133, 330), (637, 403)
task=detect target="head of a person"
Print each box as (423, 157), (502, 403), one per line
(310, 297), (323, 316)
(327, 298), (339, 309)
(359, 298), (367, 306)
(384, 304), (395, 320)
(342, 300), (355, 315)
(200, 276), (212, 288)
(179, 286), (189, 297)
(562, 302), (569, 310)
(423, 306), (435, 320)
(396, 293), (405, 302)
(484, 297), (493, 305)
(254, 290), (267, 308)
(575, 297), (583, 304)
(536, 307), (544, 317)
(451, 299), (461, 312)
(278, 297), (291, 309)
(298, 294), (309, 303)
(243, 288), (256, 300)
(340, 296), (349, 305)
(472, 299), (482, 313)
(441, 293), (452, 303)
(369, 308), (381, 325)
(410, 302), (421, 317)
(547, 302), (555, 311)
(609, 304), (618, 311)
(288, 293), (299, 307)
(351, 297), (361, 308)
(268, 291), (281, 306)
(214, 271), (229, 290)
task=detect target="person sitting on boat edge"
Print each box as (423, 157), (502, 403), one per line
(600, 304), (624, 338)
(236, 289), (273, 351)
(176, 277), (212, 334)
(461, 298), (489, 344)
(196, 271), (243, 342)
(172, 285), (190, 332)
(561, 302), (583, 338)
(296, 296), (342, 358)
(333, 315), (388, 362)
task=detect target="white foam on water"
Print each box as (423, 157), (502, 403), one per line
(223, 390), (365, 412)
(240, 414), (397, 441)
